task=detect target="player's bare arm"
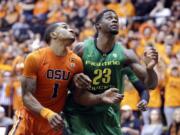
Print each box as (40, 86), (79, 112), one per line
(132, 80), (150, 111)
(124, 46), (158, 89)
(21, 76), (64, 131)
(74, 87), (124, 106)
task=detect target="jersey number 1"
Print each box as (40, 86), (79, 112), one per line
(52, 83), (60, 98)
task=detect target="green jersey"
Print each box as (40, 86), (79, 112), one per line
(65, 38), (139, 115)
(64, 38), (140, 135)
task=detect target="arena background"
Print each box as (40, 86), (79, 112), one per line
(0, 0), (179, 135)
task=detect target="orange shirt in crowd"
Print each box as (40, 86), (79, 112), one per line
(0, 8), (6, 19)
(47, 11), (64, 24)
(6, 79), (23, 111)
(121, 89), (140, 110)
(46, 0), (61, 10)
(0, 64), (13, 72)
(23, 47), (83, 113)
(107, 1), (135, 17)
(79, 28), (95, 41)
(165, 74), (180, 107)
(173, 42), (180, 55)
(155, 42), (170, 64)
(148, 87), (162, 108)
(33, 0), (48, 16)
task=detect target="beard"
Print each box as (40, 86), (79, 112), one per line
(110, 29), (119, 35)
(62, 37), (75, 46)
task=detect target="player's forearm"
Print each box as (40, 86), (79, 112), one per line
(130, 63), (157, 89)
(145, 68), (158, 89)
(133, 81), (149, 102)
(23, 92), (56, 120)
(23, 92), (44, 114)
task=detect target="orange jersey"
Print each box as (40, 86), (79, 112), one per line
(165, 75), (180, 107)
(23, 47), (83, 113)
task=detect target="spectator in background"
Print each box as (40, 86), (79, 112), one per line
(107, 0), (135, 18)
(33, 0), (48, 21)
(0, 106), (13, 134)
(171, 1), (180, 20)
(4, 1), (19, 27)
(168, 108), (180, 135)
(164, 62), (180, 127)
(135, 0), (157, 16)
(0, 2), (6, 19)
(19, 0), (34, 22)
(142, 62), (165, 125)
(150, 1), (171, 27)
(47, 5), (64, 24)
(121, 105), (141, 135)
(12, 15), (31, 43)
(141, 110), (163, 135)
(79, 19), (95, 41)
(154, 30), (170, 64)
(121, 78), (140, 118)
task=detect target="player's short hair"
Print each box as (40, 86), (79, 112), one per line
(44, 23), (61, 44)
(94, 9), (116, 38)
(95, 9), (116, 24)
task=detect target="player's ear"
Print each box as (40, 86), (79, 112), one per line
(50, 32), (58, 39)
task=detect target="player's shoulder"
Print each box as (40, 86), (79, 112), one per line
(26, 47), (47, 59)
(68, 49), (82, 63)
(25, 47), (48, 65)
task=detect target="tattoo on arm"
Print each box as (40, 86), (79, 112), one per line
(21, 76), (43, 114)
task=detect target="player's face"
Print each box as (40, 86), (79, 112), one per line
(54, 23), (75, 43)
(100, 11), (119, 35)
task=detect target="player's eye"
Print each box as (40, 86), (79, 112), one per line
(62, 25), (68, 29)
(106, 16), (113, 20)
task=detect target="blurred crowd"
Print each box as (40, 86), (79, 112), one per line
(0, 0), (179, 135)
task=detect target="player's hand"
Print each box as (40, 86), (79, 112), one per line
(100, 88), (124, 104)
(121, 127), (130, 133)
(73, 73), (92, 90)
(137, 99), (148, 111)
(144, 45), (158, 69)
(48, 113), (64, 131)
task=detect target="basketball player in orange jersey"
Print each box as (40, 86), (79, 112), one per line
(8, 23), (82, 135)
(8, 23), (85, 135)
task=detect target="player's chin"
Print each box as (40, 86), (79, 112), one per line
(110, 29), (119, 35)
(66, 37), (75, 45)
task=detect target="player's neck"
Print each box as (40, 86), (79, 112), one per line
(49, 41), (67, 56)
(96, 33), (116, 53)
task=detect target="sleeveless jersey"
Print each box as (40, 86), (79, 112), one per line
(65, 38), (139, 115)
(23, 47), (83, 113)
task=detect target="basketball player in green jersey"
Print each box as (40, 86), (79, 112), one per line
(64, 9), (158, 135)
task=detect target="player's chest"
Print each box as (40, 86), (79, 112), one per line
(84, 52), (124, 73)
(37, 57), (76, 82)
